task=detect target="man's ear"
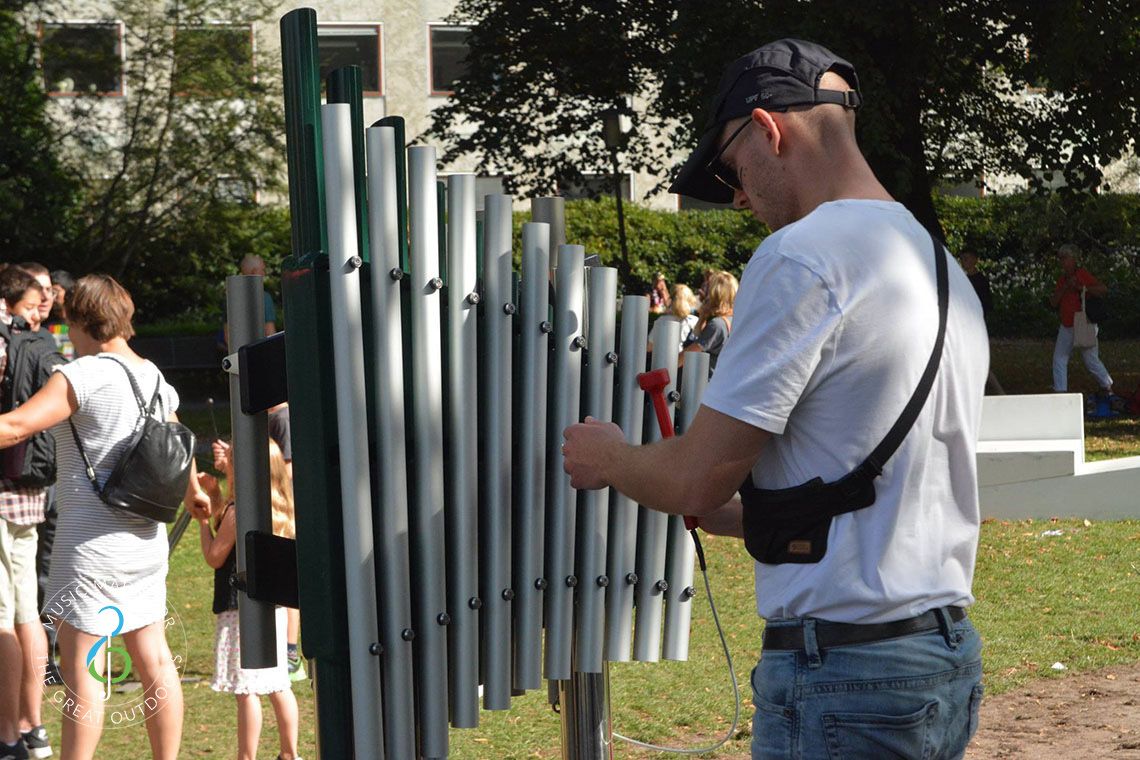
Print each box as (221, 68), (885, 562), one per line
(751, 108), (782, 156)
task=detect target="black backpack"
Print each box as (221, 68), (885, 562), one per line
(0, 318), (66, 486)
(69, 357), (195, 523)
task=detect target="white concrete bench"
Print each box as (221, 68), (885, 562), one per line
(975, 394), (1084, 487)
(976, 393), (1140, 519)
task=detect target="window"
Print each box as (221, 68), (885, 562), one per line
(317, 25), (382, 96)
(173, 25), (253, 97)
(41, 22), (122, 95)
(429, 26), (469, 95)
(678, 195), (734, 211)
(560, 172), (631, 202)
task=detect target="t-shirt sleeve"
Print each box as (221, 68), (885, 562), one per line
(696, 318), (728, 354)
(54, 357), (96, 411)
(1077, 269), (1102, 289)
(700, 255), (842, 435)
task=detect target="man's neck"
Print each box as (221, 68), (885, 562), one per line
(794, 148), (893, 217)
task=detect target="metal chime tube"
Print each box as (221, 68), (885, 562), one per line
(531, 196), (566, 270)
(480, 193), (514, 710)
(633, 319), (681, 662)
(603, 295), (649, 661)
(662, 352), (710, 661)
(226, 275), (276, 670)
(444, 174), (481, 726)
(364, 125), (417, 759)
(544, 244), (586, 680)
(319, 104), (385, 754)
(512, 222), (550, 692)
(574, 266), (618, 673)
(406, 144), (450, 759)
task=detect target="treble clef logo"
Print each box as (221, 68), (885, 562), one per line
(86, 605), (133, 700)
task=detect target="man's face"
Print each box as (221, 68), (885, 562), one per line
(33, 273), (52, 321)
(716, 114), (797, 230)
(1059, 254), (1077, 275)
(241, 261), (266, 277)
(9, 287), (43, 326)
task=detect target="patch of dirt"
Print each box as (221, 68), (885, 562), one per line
(965, 663), (1140, 759)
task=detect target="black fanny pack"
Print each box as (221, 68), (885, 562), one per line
(740, 228), (949, 565)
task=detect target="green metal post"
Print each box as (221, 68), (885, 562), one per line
(279, 9), (354, 758)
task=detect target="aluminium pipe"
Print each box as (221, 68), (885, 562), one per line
(632, 319), (681, 662)
(318, 104), (385, 755)
(406, 144), (450, 759)
(479, 193), (515, 710)
(662, 351), (710, 661)
(364, 125), (417, 759)
(444, 174), (480, 727)
(512, 222), (551, 692)
(225, 275), (277, 671)
(544, 244), (586, 680)
(573, 266), (618, 673)
(602, 295), (649, 661)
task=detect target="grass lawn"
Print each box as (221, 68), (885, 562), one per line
(39, 340), (1139, 758)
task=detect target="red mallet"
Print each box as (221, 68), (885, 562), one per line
(636, 368), (699, 531)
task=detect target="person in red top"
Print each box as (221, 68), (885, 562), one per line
(1048, 243), (1113, 393)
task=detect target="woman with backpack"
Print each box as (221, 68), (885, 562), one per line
(0, 274), (208, 760)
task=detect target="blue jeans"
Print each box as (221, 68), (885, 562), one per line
(751, 609), (983, 759)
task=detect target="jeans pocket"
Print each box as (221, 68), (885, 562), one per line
(967, 681), (985, 742)
(752, 695), (793, 760)
(822, 700), (939, 760)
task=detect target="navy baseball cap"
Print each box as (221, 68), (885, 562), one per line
(670, 39), (862, 204)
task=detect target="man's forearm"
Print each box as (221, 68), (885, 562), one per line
(697, 497), (744, 538)
(602, 436), (709, 516)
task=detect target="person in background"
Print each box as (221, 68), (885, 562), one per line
(198, 438), (301, 760)
(647, 284), (700, 355)
(44, 272), (75, 360)
(960, 252), (1005, 395)
(15, 266), (51, 334)
(1048, 243), (1112, 394)
(648, 272), (671, 315)
(0, 275), (207, 760)
(680, 270), (737, 373)
(0, 269), (53, 760)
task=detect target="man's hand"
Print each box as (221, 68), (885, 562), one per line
(562, 417), (626, 490)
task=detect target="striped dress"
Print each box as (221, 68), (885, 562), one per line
(43, 354), (179, 636)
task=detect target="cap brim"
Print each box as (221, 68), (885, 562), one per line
(669, 127), (735, 205)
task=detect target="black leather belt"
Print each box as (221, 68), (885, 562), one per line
(762, 606), (967, 651)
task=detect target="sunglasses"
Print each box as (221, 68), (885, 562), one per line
(705, 118), (752, 191)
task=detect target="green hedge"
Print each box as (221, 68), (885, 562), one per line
(511, 195), (1140, 338)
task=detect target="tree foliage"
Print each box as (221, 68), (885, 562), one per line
(9, 0), (285, 322)
(431, 1), (1140, 236)
(0, 2), (79, 258)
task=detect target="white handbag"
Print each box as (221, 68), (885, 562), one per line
(1072, 288), (1098, 349)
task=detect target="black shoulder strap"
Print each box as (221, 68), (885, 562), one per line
(857, 228), (949, 478)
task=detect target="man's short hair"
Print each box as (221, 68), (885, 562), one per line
(18, 261), (49, 278)
(0, 267), (40, 309)
(67, 274), (136, 342)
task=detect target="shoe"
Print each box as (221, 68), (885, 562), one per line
(0, 738), (28, 760)
(19, 728), (49, 760)
(287, 654), (307, 683)
(18, 727), (49, 760)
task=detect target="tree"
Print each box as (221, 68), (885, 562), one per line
(26, 0), (285, 321)
(430, 0), (1140, 239)
(0, 2), (80, 259)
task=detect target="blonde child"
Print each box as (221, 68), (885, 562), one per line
(197, 439), (300, 760)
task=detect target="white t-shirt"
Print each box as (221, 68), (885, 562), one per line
(701, 200), (989, 624)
